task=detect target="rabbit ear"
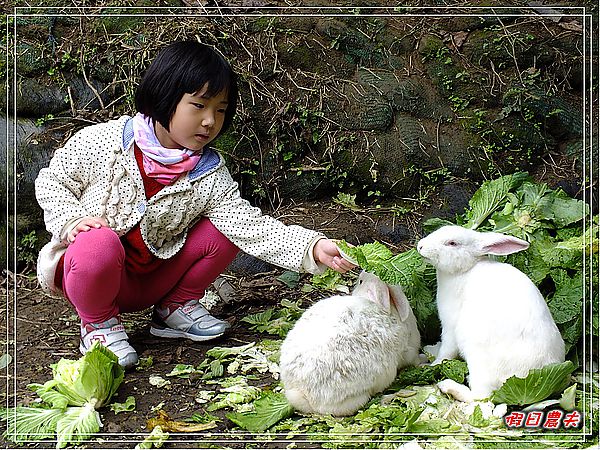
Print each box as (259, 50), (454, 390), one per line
(388, 285), (411, 321)
(367, 282), (392, 314)
(355, 272), (392, 313)
(478, 232), (530, 256)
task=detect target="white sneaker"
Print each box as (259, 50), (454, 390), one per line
(80, 317), (138, 369)
(149, 299), (230, 342)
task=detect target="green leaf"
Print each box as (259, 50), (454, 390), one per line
(439, 360), (470, 383)
(241, 309), (274, 327)
(206, 360), (224, 379)
(490, 361), (576, 405)
(558, 315), (583, 354)
(559, 384), (577, 410)
(337, 240), (393, 272)
(333, 193), (360, 210)
(0, 353), (12, 369)
(241, 301), (303, 338)
(422, 218), (456, 234)
(467, 404), (489, 428)
(135, 425), (169, 449)
(28, 381), (70, 409)
(187, 412), (220, 424)
(547, 270), (583, 324)
(166, 363), (197, 378)
(51, 341), (124, 408)
(550, 192), (589, 228)
(136, 356), (154, 371)
(391, 359), (468, 389)
(0, 406), (64, 442)
(277, 271), (301, 289)
(376, 249), (426, 286)
(206, 343), (255, 360)
(110, 395), (136, 414)
(311, 269), (347, 291)
(207, 378), (261, 411)
(464, 172), (528, 229)
(226, 391), (295, 432)
(55, 403), (102, 449)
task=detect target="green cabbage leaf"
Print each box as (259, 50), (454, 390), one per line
(491, 361), (576, 405)
(0, 342), (124, 448)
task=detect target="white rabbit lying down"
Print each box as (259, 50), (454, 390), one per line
(279, 271), (421, 416)
(417, 225), (565, 402)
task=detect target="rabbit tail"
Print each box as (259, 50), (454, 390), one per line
(285, 388), (313, 414)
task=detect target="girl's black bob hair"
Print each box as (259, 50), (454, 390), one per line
(135, 41), (238, 137)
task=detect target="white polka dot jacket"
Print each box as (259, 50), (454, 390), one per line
(35, 116), (327, 295)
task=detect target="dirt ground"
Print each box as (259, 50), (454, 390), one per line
(1, 200), (434, 449)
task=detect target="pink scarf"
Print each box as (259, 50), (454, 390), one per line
(132, 113), (201, 185)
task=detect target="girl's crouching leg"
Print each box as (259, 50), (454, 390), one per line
(159, 218), (239, 306)
(62, 227), (125, 324)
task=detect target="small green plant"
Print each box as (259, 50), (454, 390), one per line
(241, 299), (304, 337)
(333, 192), (361, 211)
(17, 231), (38, 268)
(35, 114), (54, 127)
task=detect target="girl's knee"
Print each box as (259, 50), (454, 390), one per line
(67, 226), (124, 262)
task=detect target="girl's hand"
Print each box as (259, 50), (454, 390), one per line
(313, 238), (356, 273)
(67, 216), (108, 243)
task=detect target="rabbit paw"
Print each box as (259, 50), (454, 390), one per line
(437, 379), (474, 403)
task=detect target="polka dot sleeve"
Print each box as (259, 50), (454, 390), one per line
(204, 165), (326, 273)
(35, 130), (94, 241)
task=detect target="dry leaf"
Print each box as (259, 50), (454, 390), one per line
(559, 21), (583, 32)
(450, 31), (469, 50)
(147, 410), (218, 432)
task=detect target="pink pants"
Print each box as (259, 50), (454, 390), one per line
(62, 218), (239, 325)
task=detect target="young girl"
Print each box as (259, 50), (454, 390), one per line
(35, 41), (355, 369)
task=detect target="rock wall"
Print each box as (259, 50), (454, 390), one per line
(2, 2), (597, 270)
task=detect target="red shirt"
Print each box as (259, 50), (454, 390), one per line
(120, 144), (165, 273)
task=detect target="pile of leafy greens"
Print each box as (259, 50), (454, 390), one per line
(334, 172), (596, 358)
(0, 342), (124, 448)
(323, 172), (595, 407)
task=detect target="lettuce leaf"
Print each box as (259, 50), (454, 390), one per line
(389, 359), (468, 389)
(0, 343), (124, 447)
(135, 425), (169, 449)
(464, 172), (529, 229)
(490, 361), (576, 405)
(547, 270), (583, 324)
(0, 406), (64, 442)
(376, 249), (426, 286)
(337, 240), (393, 272)
(226, 391), (294, 432)
(489, 182), (589, 239)
(110, 395), (136, 414)
(49, 341), (124, 408)
(55, 403), (102, 449)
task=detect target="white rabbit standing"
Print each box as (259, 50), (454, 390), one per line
(279, 271), (421, 416)
(417, 225), (565, 402)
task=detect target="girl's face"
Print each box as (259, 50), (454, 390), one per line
(155, 83), (228, 151)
